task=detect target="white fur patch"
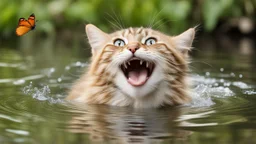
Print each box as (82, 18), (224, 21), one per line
(112, 48), (167, 107)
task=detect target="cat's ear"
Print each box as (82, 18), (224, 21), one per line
(171, 28), (195, 54)
(85, 24), (109, 56)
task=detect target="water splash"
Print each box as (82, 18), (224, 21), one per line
(189, 75), (235, 107)
(244, 90), (256, 95)
(41, 67), (55, 77)
(232, 81), (251, 89)
(188, 84), (215, 107)
(22, 82), (62, 103)
(68, 61), (88, 68)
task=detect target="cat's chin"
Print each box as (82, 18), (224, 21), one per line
(120, 57), (155, 87)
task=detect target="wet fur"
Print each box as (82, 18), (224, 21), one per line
(67, 24), (195, 108)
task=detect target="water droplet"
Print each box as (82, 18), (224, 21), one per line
(220, 79), (224, 83)
(230, 72), (235, 77)
(206, 72), (210, 76)
(239, 74), (243, 78)
(47, 68), (56, 77)
(82, 63), (88, 67)
(75, 61), (82, 66)
(224, 82), (231, 87)
(57, 78), (62, 82)
(220, 68), (224, 72)
(65, 66), (70, 70)
(13, 79), (25, 85)
(50, 68), (55, 73)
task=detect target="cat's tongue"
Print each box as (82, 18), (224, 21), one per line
(128, 69), (148, 86)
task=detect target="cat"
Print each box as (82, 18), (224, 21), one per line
(66, 24), (195, 108)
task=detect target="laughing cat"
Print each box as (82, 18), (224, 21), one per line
(66, 24), (195, 108)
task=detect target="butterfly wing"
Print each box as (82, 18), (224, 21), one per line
(27, 13), (36, 29)
(15, 18), (32, 36)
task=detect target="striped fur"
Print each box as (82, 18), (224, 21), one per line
(67, 24), (195, 108)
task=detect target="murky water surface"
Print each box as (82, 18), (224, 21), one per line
(0, 36), (256, 143)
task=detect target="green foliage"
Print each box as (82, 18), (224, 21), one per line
(0, 0), (255, 37)
(203, 0), (233, 31)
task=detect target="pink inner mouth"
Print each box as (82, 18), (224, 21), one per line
(121, 59), (154, 87)
(128, 68), (148, 86)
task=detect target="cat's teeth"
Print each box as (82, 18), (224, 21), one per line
(140, 60), (143, 65)
(127, 62), (130, 65)
(124, 63), (128, 69)
(146, 62), (149, 68)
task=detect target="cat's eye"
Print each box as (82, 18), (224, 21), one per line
(114, 39), (125, 47)
(145, 37), (156, 46)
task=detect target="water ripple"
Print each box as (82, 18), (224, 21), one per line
(0, 58), (255, 143)
(5, 129), (30, 136)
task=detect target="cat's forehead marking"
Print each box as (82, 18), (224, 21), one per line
(142, 29), (148, 37)
(123, 29), (129, 37)
(116, 27), (152, 43)
(123, 27), (149, 37)
(136, 27), (143, 34)
(129, 27), (134, 34)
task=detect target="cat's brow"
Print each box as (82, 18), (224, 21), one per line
(120, 30), (125, 37)
(121, 27), (149, 39)
(140, 29), (148, 37)
(123, 29), (129, 37)
(136, 27), (143, 34)
(135, 27), (148, 37)
(129, 27), (134, 34)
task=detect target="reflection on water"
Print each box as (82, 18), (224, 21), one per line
(67, 104), (191, 143)
(0, 35), (256, 143)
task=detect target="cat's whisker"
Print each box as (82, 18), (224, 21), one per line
(190, 61), (213, 68)
(148, 11), (158, 28)
(66, 70), (83, 78)
(150, 17), (165, 29)
(188, 65), (200, 72)
(148, 7), (165, 28)
(105, 18), (122, 30)
(111, 8), (125, 29)
(154, 19), (167, 30)
(106, 11), (123, 30)
(112, 9), (125, 29)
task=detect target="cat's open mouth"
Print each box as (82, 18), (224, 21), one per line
(121, 57), (155, 86)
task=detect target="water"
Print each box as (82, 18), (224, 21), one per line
(0, 35), (256, 143)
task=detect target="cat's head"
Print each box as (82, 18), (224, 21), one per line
(86, 24), (195, 101)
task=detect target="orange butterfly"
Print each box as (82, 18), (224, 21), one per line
(16, 13), (36, 36)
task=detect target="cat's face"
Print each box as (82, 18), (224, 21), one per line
(86, 24), (195, 100)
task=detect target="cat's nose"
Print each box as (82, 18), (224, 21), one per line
(128, 43), (140, 54)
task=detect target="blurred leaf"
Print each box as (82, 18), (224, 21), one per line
(37, 21), (54, 35)
(203, 0), (222, 31)
(0, 3), (17, 27)
(161, 1), (191, 20)
(64, 1), (97, 24)
(203, 0), (233, 31)
(48, 1), (70, 15)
